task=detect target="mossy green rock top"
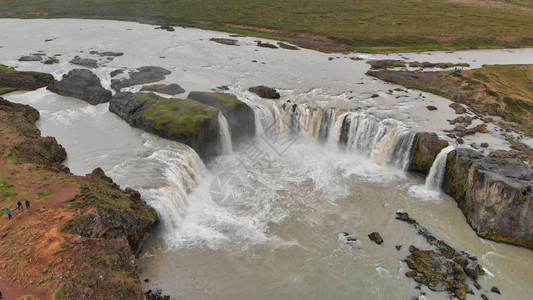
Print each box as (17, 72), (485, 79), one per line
(0, 64), (54, 94)
(408, 132), (448, 174)
(187, 91), (255, 146)
(110, 92), (221, 159)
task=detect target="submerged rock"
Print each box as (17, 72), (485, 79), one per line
(111, 66), (171, 92)
(47, 69), (112, 105)
(249, 85), (281, 99)
(42, 57), (59, 65)
(368, 232), (384, 244)
(210, 38), (238, 46)
(89, 50), (124, 57)
(19, 55), (42, 61)
(443, 149), (533, 250)
(109, 92), (220, 160)
(140, 83), (185, 95)
(408, 132), (448, 174)
(69, 56), (98, 68)
(187, 91), (255, 146)
(256, 41), (278, 49)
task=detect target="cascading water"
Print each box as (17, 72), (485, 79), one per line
(217, 112), (232, 154)
(425, 145), (455, 189)
(390, 131), (418, 170)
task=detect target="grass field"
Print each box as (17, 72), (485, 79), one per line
(0, 0), (532, 52)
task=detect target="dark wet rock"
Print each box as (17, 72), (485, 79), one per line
(447, 133), (457, 138)
(109, 92), (220, 160)
(408, 62), (470, 69)
(145, 289), (171, 300)
(408, 132), (448, 174)
(110, 69), (124, 77)
(449, 116), (473, 126)
(405, 271), (417, 277)
(340, 232), (349, 236)
(187, 91), (255, 147)
(456, 137), (464, 144)
(157, 25), (175, 32)
(256, 41), (278, 49)
(69, 56), (98, 68)
(42, 57), (59, 65)
(89, 50), (123, 57)
(443, 148), (533, 250)
(450, 103), (468, 114)
(368, 232), (383, 244)
(210, 38), (238, 46)
(366, 60), (405, 70)
(481, 294), (489, 300)
(473, 282), (481, 290)
(0, 65), (54, 93)
(47, 69), (112, 105)
(480, 142), (489, 148)
(371, 94), (379, 98)
(111, 66), (171, 92)
(445, 124), (489, 137)
(19, 55), (42, 62)
(490, 287), (500, 294)
(346, 237), (358, 242)
(397, 212), (484, 300)
(140, 83), (185, 95)
(426, 105), (438, 111)
(396, 245), (402, 251)
(277, 42), (299, 50)
(229, 34), (245, 37)
(249, 85), (280, 99)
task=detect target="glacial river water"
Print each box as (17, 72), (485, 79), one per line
(1, 19), (532, 299)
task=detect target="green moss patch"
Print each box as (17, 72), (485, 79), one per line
(0, 64), (16, 74)
(36, 190), (52, 200)
(141, 98), (218, 137)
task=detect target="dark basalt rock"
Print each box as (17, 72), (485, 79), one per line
(111, 66), (171, 92)
(426, 105), (438, 111)
(450, 103), (468, 114)
(0, 66), (54, 92)
(368, 232), (383, 244)
(397, 212), (485, 300)
(47, 69), (112, 105)
(396, 245), (402, 251)
(249, 85), (281, 99)
(443, 148), (533, 250)
(69, 56), (98, 68)
(445, 124), (489, 137)
(408, 132), (448, 174)
(110, 92), (220, 160)
(110, 69), (124, 77)
(256, 41), (278, 49)
(490, 287), (500, 294)
(42, 57), (59, 65)
(187, 91), (255, 147)
(19, 55), (42, 61)
(90, 50), (124, 57)
(141, 83), (185, 95)
(210, 38), (238, 46)
(366, 60), (405, 69)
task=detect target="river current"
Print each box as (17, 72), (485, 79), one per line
(1, 19), (532, 300)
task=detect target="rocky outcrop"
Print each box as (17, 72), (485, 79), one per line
(187, 91), (255, 146)
(111, 66), (171, 92)
(396, 212), (486, 300)
(443, 149), (533, 249)
(47, 69), (112, 105)
(0, 65), (54, 93)
(249, 85), (280, 99)
(110, 92), (220, 160)
(366, 60), (405, 69)
(408, 132), (448, 174)
(140, 83), (185, 95)
(69, 56), (98, 68)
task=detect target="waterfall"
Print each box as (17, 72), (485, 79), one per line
(217, 112), (232, 154)
(425, 146), (455, 189)
(390, 131), (418, 170)
(144, 147), (206, 231)
(318, 108), (335, 142)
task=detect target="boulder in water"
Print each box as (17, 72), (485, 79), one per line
(0, 65), (54, 93)
(111, 66), (171, 92)
(187, 91), (255, 146)
(109, 92), (220, 160)
(368, 232), (383, 244)
(69, 56), (98, 68)
(141, 83), (185, 95)
(443, 148), (533, 250)
(249, 85), (280, 99)
(47, 69), (112, 105)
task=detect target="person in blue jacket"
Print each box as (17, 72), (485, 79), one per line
(5, 208), (12, 220)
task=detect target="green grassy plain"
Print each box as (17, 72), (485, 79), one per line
(0, 0), (532, 52)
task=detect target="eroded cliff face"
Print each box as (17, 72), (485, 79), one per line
(443, 149), (533, 249)
(0, 97), (158, 299)
(408, 132), (449, 174)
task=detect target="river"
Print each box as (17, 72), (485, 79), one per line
(1, 19), (532, 300)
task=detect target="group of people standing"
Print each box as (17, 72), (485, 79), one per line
(4, 199), (30, 220)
